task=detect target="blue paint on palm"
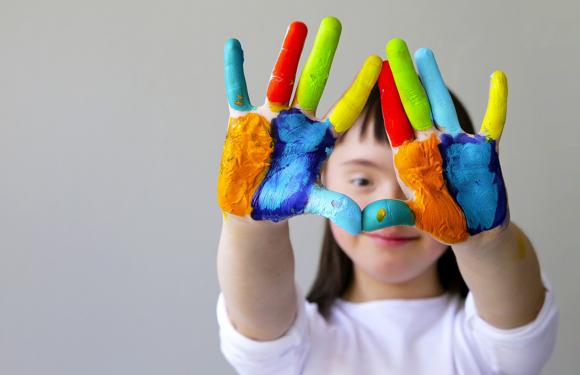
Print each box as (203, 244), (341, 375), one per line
(439, 133), (507, 235)
(251, 108), (335, 221)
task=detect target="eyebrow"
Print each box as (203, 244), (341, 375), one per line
(340, 159), (382, 169)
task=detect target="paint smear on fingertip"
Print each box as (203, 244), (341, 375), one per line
(217, 113), (273, 216)
(376, 208), (387, 222)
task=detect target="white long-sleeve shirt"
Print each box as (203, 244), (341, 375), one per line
(216, 274), (558, 375)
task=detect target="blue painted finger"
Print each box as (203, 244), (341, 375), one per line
(304, 185), (361, 235)
(362, 199), (415, 232)
(415, 48), (462, 135)
(224, 39), (253, 111)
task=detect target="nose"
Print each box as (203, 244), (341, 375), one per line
(378, 176), (408, 201)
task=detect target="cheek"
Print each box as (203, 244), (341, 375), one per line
(329, 222), (358, 256)
(422, 236), (449, 260)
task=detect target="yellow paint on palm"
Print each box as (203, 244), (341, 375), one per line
(395, 134), (469, 243)
(480, 71), (508, 140)
(217, 113), (273, 216)
(516, 229), (527, 260)
(329, 55), (382, 133)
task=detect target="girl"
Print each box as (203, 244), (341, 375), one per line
(216, 17), (558, 375)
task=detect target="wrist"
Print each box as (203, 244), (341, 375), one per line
(222, 213), (290, 236)
(452, 220), (514, 253)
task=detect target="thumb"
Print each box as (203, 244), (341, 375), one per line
(362, 199), (415, 232)
(304, 185), (361, 235)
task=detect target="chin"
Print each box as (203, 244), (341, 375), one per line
(362, 256), (433, 285)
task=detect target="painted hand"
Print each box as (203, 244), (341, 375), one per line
(217, 17), (382, 234)
(362, 39), (509, 244)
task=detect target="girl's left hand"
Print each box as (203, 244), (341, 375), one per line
(362, 38), (509, 245)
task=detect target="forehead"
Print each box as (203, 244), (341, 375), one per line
(331, 118), (392, 165)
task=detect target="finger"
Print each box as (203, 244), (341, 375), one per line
(362, 199), (415, 232)
(378, 60), (415, 147)
(414, 48), (462, 135)
(304, 185), (361, 235)
(224, 39), (253, 111)
(480, 71), (508, 141)
(386, 38), (433, 132)
(327, 55), (382, 133)
(266, 21), (308, 107)
(292, 16), (342, 114)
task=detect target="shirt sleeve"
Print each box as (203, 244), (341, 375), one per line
(216, 283), (311, 375)
(460, 272), (559, 375)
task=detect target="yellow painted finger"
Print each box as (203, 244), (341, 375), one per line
(328, 55), (382, 133)
(480, 70), (508, 140)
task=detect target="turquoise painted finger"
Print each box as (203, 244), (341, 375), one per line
(415, 48), (462, 135)
(304, 185), (361, 235)
(386, 39), (432, 131)
(224, 39), (253, 111)
(362, 199), (415, 232)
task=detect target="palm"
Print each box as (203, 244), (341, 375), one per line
(362, 39), (509, 244)
(217, 18), (381, 234)
(227, 108), (335, 222)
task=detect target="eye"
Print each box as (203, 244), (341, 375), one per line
(350, 177), (373, 187)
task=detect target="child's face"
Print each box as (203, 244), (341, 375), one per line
(323, 113), (448, 286)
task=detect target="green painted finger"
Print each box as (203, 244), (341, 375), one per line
(362, 199), (415, 232)
(386, 38), (432, 131)
(293, 16), (341, 113)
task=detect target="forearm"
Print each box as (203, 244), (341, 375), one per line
(452, 222), (545, 329)
(217, 215), (297, 340)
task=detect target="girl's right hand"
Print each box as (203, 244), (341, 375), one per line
(217, 17), (381, 235)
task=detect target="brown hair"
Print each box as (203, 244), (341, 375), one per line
(306, 85), (473, 319)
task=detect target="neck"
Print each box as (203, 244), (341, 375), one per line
(342, 264), (444, 302)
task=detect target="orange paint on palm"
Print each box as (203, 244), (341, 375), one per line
(217, 113), (273, 216)
(395, 134), (469, 243)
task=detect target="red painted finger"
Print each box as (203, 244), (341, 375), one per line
(266, 21), (308, 106)
(378, 60), (414, 147)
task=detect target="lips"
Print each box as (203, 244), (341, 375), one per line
(363, 230), (421, 246)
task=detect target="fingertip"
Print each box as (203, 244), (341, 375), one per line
(224, 38), (243, 65)
(366, 54), (383, 70)
(320, 16), (342, 34)
(289, 20), (308, 36)
(361, 199), (415, 232)
(490, 70), (508, 92)
(386, 38), (408, 57)
(362, 55), (383, 83)
(414, 47), (434, 63)
(224, 38), (242, 52)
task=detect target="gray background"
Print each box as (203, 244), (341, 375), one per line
(1, 0), (578, 373)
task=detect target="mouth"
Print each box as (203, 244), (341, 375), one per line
(363, 232), (421, 247)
